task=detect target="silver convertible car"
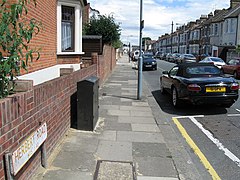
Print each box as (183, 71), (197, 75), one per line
(160, 63), (239, 108)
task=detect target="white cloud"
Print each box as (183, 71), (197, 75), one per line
(88, 0), (230, 45)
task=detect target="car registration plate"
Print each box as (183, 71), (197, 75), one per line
(145, 65), (152, 67)
(206, 87), (226, 92)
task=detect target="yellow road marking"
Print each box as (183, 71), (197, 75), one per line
(172, 117), (221, 180)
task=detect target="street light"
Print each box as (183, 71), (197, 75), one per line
(127, 35), (133, 62)
(171, 21), (173, 53)
(176, 23), (185, 53)
(137, 0), (143, 100)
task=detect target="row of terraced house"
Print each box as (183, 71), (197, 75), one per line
(151, 0), (240, 61)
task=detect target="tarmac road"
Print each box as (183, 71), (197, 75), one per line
(143, 59), (240, 180)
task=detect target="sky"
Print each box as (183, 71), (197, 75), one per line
(88, 0), (230, 45)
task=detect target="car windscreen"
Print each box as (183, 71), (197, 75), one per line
(143, 54), (153, 58)
(186, 66), (221, 76)
(210, 57), (224, 62)
(185, 54), (195, 58)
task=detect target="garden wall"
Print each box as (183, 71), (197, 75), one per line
(0, 45), (117, 180)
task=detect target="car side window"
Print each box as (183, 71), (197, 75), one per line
(169, 67), (178, 76)
(229, 60), (236, 65)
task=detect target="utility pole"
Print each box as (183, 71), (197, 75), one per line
(171, 21), (173, 53)
(137, 0), (143, 100)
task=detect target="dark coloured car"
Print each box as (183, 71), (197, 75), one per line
(142, 53), (157, 70)
(160, 63), (239, 108)
(155, 51), (162, 59)
(222, 57), (240, 79)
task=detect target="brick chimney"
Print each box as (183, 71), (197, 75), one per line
(83, 3), (90, 25)
(208, 12), (213, 18)
(230, 0), (240, 8)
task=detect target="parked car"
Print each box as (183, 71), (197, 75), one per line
(132, 50), (144, 61)
(177, 54), (197, 64)
(142, 53), (157, 70)
(222, 57), (240, 79)
(155, 51), (162, 59)
(171, 53), (181, 63)
(160, 53), (167, 60)
(160, 63), (239, 108)
(166, 53), (173, 62)
(199, 57), (226, 69)
(132, 53), (157, 70)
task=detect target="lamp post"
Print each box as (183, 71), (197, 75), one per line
(176, 23), (185, 53)
(171, 21), (173, 53)
(137, 0), (143, 100)
(126, 35), (133, 62)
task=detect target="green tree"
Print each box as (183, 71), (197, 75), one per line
(142, 37), (151, 45)
(84, 14), (122, 48)
(236, 45), (240, 53)
(0, 0), (41, 98)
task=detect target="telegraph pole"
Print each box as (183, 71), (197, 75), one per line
(171, 21), (173, 53)
(137, 0), (143, 100)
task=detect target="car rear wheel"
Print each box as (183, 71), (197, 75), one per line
(172, 87), (181, 108)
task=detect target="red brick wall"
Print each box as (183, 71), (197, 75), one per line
(5, 0), (58, 75)
(0, 65), (97, 180)
(97, 45), (117, 85)
(0, 43), (116, 179)
(23, 0), (57, 74)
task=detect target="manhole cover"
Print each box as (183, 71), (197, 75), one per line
(94, 160), (136, 180)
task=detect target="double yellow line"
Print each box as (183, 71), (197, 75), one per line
(172, 117), (221, 180)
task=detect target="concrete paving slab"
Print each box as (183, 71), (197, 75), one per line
(122, 87), (136, 91)
(61, 130), (99, 153)
(103, 121), (132, 131)
(103, 83), (122, 86)
(130, 110), (153, 117)
(117, 131), (165, 143)
(134, 157), (177, 178)
(131, 124), (160, 132)
(128, 80), (137, 84)
(120, 106), (152, 111)
(38, 170), (93, 180)
(122, 92), (137, 96)
(121, 98), (133, 102)
(95, 161), (134, 180)
(118, 116), (156, 124)
(98, 131), (117, 141)
(132, 102), (149, 107)
(137, 176), (178, 180)
(96, 140), (133, 162)
(52, 151), (96, 172)
(108, 109), (131, 116)
(132, 142), (172, 158)
(100, 105), (120, 110)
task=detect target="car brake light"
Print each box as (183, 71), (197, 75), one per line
(187, 84), (201, 91)
(230, 83), (239, 90)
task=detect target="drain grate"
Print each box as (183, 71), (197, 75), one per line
(94, 160), (136, 180)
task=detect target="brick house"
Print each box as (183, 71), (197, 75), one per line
(0, 0), (117, 179)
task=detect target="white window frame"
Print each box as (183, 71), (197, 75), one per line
(57, 0), (84, 55)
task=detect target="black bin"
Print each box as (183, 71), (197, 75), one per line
(76, 76), (99, 131)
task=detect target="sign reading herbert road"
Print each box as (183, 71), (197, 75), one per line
(11, 122), (47, 175)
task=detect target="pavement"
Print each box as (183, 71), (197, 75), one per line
(34, 54), (209, 180)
